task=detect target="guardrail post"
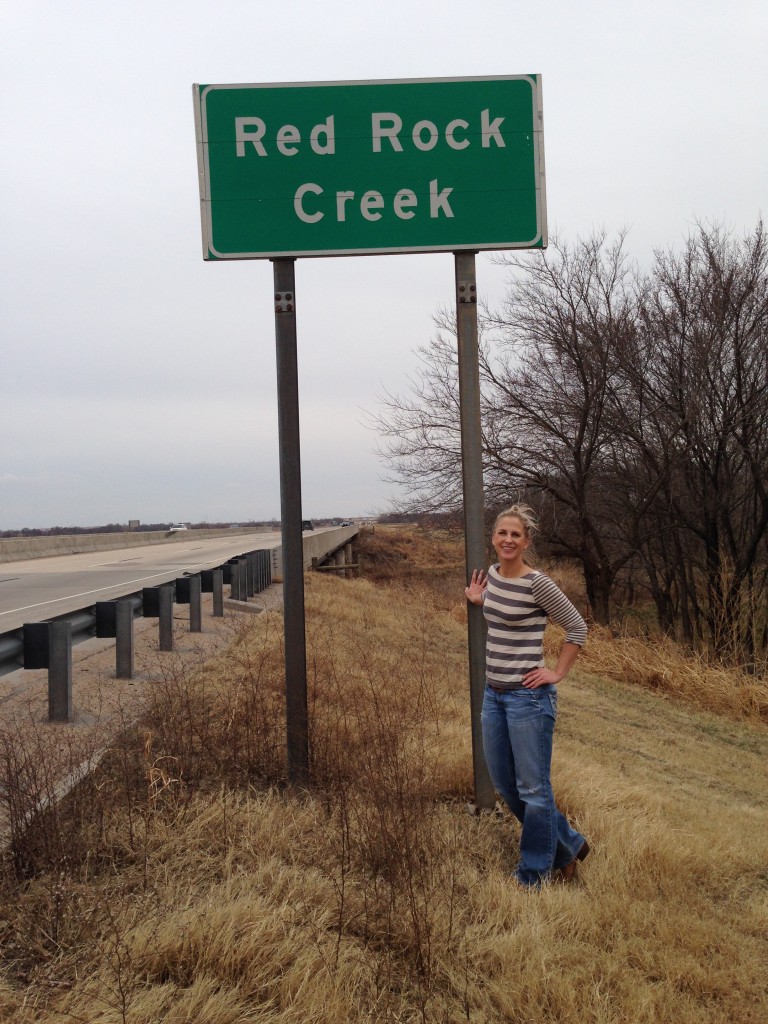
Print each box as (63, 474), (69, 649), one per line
(142, 587), (161, 617)
(253, 551), (261, 592)
(228, 560), (239, 601)
(212, 568), (224, 617)
(95, 601), (117, 638)
(116, 599), (134, 679)
(48, 620), (73, 722)
(23, 622), (51, 669)
(158, 586), (174, 651)
(246, 553), (256, 597)
(237, 558), (248, 601)
(189, 575), (202, 632)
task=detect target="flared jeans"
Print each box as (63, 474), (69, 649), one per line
(481, 684), (585, 887)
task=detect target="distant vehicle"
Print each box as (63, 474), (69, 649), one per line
(229, 523), (240, 529)
(341, 521), (353, 527)
(301, 520), (314, 531)
(169, 523), (188, 532)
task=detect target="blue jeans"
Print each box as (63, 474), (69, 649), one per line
(481, 684), (585, 887)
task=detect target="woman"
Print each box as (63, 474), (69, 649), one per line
(465, 505), (589, 888)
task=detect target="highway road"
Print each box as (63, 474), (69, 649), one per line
(0, 532), (282, 633)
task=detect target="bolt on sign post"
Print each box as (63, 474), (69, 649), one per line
(193, 76), (546, 802)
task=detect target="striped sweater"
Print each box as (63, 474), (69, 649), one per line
(482, 566), (587, 689)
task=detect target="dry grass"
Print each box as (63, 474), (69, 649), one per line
(367, 525), (768, 724)
(0, 526), (766, 1022)
(573, 624), (768, 723)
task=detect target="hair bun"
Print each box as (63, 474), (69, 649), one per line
(493, 504), (539, 537)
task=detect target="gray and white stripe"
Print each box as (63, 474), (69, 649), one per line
(483, 567), (587, 689)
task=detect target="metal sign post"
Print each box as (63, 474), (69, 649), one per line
(455, 251), (495, 809)
(272, 258), (309, 784)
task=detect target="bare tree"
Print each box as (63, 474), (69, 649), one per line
(373, 323), (466, 517)
(630, 222), (768, 661)
(372, 222), (768, 664)
(374, 233), (642, 624)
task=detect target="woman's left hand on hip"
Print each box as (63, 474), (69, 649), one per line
(521, 668), (560, 688)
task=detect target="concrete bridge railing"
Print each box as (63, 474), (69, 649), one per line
(0, 527), (272, 564)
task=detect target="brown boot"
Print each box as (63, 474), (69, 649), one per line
(560, 840), (590, 883)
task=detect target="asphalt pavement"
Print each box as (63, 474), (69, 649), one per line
(0, 532), (281, 633)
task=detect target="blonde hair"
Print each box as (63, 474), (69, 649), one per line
(492, 504), (539, 540)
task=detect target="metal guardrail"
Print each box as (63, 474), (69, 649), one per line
(0, 531), (362, 852)
(0, 524), (360, 692)
(0, 548), (273, 691)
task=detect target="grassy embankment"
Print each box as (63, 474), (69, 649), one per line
(0, 526), (766, 1023)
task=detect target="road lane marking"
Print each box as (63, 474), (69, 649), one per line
(89, 558), (142, 567)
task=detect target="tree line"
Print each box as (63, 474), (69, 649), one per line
(373, 222), (768, 670)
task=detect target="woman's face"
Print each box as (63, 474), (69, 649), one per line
(492, 516), (530, 565)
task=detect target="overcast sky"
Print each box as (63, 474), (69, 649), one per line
(2, 1), (765, 530)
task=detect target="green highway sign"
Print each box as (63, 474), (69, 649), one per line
(193, 76), (546, 260)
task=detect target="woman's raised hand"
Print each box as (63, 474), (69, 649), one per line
(464, 569), (487, 605)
